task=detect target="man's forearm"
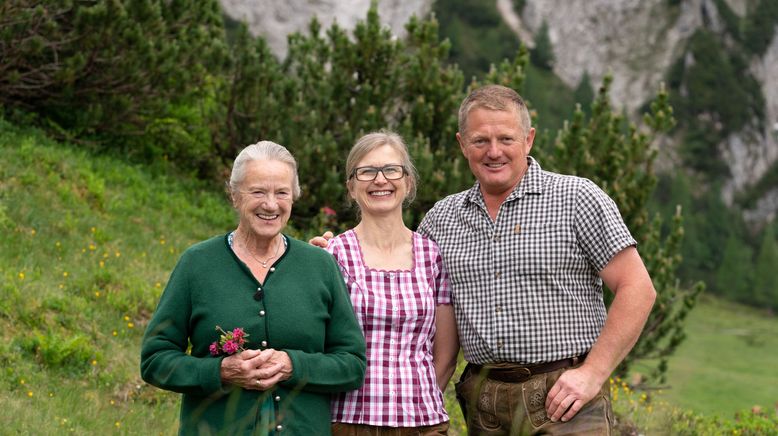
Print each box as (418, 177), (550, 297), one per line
(581, 280), (656, 384)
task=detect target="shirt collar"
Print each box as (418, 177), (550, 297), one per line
(465, 156), (544, 206)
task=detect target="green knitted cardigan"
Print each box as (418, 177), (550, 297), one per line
(141, 233), (366, 435)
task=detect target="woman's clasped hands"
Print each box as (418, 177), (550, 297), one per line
(220, 348), (293, 391)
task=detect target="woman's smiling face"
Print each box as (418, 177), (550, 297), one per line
(348, 145), (408, 217)
(234, 159), (294, 240)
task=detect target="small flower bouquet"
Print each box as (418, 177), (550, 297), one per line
(209, 326), (249, 356)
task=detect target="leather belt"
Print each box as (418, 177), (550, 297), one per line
(468, 353), (588, 384)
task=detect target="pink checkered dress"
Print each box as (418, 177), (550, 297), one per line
(327, 230), (451, 427)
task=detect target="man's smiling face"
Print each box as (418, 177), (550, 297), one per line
(457, 106), (535, 199)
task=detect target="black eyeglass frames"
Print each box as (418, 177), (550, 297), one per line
(350, 164), (406, 181)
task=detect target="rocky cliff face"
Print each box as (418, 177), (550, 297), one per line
(735, 32), (778, 223)
(220, 0), (433, 58)
(219, 0), (776, 222)
(515, 0), (776, 223)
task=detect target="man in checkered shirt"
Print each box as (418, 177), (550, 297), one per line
(416, 85), (657, 435)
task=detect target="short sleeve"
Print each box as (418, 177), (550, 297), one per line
(432, 243), (451, 306)
(574, 179), (637, 271)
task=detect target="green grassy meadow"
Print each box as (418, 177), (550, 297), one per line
(656, 295), (778, 416)
(1, 119), (776, 433)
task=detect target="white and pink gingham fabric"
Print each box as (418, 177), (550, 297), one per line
(328, 230), (451, 427)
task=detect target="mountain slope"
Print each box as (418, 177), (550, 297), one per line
(0, 119), (234, 433)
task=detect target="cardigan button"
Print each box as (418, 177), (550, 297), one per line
(274, 395), (281, 402)
(261, 340), (268, 347)
(276, 424), (284, 431)
(259, 310), (266, 316)
(270, 267), (275, 272)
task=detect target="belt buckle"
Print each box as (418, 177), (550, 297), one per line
(516, 367), (532, 381)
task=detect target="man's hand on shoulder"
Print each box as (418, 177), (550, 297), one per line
(309, 231), (334, 248)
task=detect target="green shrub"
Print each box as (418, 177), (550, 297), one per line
(0, 0), (227, 168)
(17, 331), (98, 371)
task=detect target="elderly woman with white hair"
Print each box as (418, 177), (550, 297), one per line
(141, 141), (366, 435)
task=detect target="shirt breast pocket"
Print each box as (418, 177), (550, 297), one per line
(511, 223), (574, 275)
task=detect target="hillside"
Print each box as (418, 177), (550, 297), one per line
(0, 119), (235, 433)
(2, 120), (777, 433)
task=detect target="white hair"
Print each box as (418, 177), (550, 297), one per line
(229, 141), (301, 199)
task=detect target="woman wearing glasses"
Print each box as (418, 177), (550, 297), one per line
(327, 131), (459, 435)
(141, 141), (366, 435)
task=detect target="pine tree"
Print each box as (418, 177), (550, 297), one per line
(753, 223), (778, 311)
(573, 71), (595, 116)
(715, 234), (754, 302)
(530, 21), (554, 70)
(212, 8), (470, 231)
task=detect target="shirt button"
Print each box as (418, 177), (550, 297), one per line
(493, 234), (500, 242)
(390, 340), (395, 344)
(274, 395), (281, 402)
(276, 425), (283, 431)
(261, 340), (268, 347)
(259, 310), (266, 316)
(495, 306), (501, 313)
(389, 272), (395, 279)
(514, 224), (521, 234)
(496, 340), (504, 349)
(495, 271), (501, 279)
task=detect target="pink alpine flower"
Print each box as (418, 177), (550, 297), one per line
(222, 340), (239, 355)
(211, 325), (250, 356)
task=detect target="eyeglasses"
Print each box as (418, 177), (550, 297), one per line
(350, 165), (406, 181)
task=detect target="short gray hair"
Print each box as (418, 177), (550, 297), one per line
(458, 85), (532, 138)
(346, 130), (418, 205)
(229, 141), (301, 199)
